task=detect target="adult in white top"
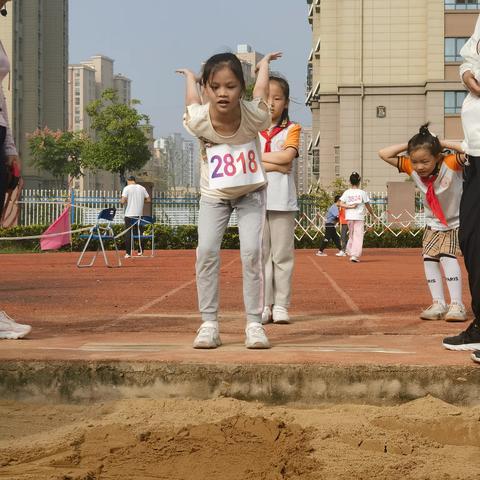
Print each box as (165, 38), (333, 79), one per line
(121, 175), (150, 258)
(0, 0), (32, 341)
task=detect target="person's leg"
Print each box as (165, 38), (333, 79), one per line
(267, 211), (296, 323)
(420, 255), (448, 320)
(346, 221), (354, 255)
(350, 221), (365, 258)
(444, 156), (480, 349)
(341, 224), (348, 251)
(0, 127), (7, 222)
(236, 189), (270, 348)
(196, 196), (232, 325)
(263, 211), (274, 308)
(124, 217), (134, 256)
(331, 225), (342, 250)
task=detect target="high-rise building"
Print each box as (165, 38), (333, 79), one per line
(0, 0), (69, 189)
(306, 0), (474, 191)
(156, 133), (198, 192)
(68, 55), (132, 191)
(295, 126), (313, 195)
(236, 44), (264, 85)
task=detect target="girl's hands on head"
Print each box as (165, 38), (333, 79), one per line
(175, 69), (199, 81)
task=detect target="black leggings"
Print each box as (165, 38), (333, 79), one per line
(459, 156), (480, 324)
(319, 224), (341, 251)
(0, 126), (7, 220)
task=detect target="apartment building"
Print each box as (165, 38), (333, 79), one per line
(0, 0), (68, 189)
(307, 0), (476, 190)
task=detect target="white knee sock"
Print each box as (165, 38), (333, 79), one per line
(440, 256), (463, 305)
(423, 257), (445, 305)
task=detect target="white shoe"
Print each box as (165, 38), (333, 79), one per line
(350, 256), (360, 263)
(245, 323), (271, 349)
(0, 311), (31, 340)
(193, 322), (221, 349)
(445, 303), (467, 322)
(124, 253), (131, 259)
(261, 306), (272, 325)
(315, 251), (327, 257)
(272, 305), (290, 324)
(336, 251), (346, 257)
(420, 301), (448, 321)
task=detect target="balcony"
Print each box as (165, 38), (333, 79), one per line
(445, 0), (480, 10)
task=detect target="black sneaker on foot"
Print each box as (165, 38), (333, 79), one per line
(443, 321), (480, 351)
(471, 351), (480, 364)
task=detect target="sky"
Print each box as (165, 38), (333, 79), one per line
(69, 0), (312, 140)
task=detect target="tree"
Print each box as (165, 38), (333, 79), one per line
(28, 127), (87, 179)
(82, 89), (151, 184)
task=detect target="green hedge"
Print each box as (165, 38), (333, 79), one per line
(0, 224), (422, 253)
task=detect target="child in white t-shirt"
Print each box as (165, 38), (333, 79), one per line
(177, 51), (281, 350)
(339, 172), (375, 263)
(259, 75), (301, 325)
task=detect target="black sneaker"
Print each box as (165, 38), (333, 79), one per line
(471, 351), (480, 364)
(443, 321), (480, 351)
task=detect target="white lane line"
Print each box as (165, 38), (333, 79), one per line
(309, 257), (362, 315)
(118, 256), (240, 321)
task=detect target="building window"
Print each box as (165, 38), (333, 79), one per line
(445, 91), (467, 114)
(312, 148), (320, 178)
(445, 0), (480, 9)
(334, 146), (340, 178)
(445, 38), (468, 62)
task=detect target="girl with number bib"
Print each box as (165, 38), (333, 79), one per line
(259, 76), (301, 325)
(379, 124), (467, 323)
(177, 51), (281, 349)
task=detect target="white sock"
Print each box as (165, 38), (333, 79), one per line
(423, 257), (445, 305)
(440, 256), (463, 305)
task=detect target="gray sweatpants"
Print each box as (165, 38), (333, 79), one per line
(196, 189), (266, 324)
(263, 210), (296, 307)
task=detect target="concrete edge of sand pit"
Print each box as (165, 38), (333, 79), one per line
(1, 361), (480, 406)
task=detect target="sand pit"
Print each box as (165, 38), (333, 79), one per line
(1, 396), (480, 479)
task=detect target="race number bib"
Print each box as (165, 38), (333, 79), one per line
(206, 141), (265, 189)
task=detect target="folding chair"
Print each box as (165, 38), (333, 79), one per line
(77, 207), (122, 268)
(130, 216), (155, 258)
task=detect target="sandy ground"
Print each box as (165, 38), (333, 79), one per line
(1, 396), (480, 479)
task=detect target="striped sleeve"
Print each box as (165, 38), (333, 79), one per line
(397, 156), (413, 175)
(443, 153), (465, 172)
(283, 124), (301, 156)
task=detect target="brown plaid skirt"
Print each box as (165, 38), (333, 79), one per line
(422, 227), (461, 258)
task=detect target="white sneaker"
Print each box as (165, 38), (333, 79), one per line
(272, 305), (290, 324)
(350, 256), (360, 263)
(261, 306), (272, 325)
(336, 251), (346, 257)
(245, 323), (271, 349)
(124, 253), (131, 259)
(0, 311), (31, 340)
(315, 251), (327, 257)
(445, 303), (467, 322)
(420, 301), (448, 321)
(193, 322), (221, 349)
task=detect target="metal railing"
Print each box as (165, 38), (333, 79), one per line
(17, 189), (424, 232)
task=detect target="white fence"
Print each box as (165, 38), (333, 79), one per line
(17, 189), (424, 236)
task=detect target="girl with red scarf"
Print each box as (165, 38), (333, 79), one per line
(379, 124), (467, 322)
(259, 76), (301, 325)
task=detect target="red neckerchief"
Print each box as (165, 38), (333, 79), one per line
(421, 171), (448, 227)
(260, 120), (291, 152)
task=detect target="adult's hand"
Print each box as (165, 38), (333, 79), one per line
(463, 71), (480, 97)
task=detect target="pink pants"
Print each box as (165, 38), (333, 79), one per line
(346, 220), (365, 258)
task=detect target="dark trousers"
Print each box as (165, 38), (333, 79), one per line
(459, 156), (480, 324)
(340, 223), (348, 251)
(0, 126), (7, 221)
(125, 216), (141, 255)
(319, 224), (341, 252)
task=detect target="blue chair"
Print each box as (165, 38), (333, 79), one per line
(77, 208), (122, 268)
(130, 216), (155, 257)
